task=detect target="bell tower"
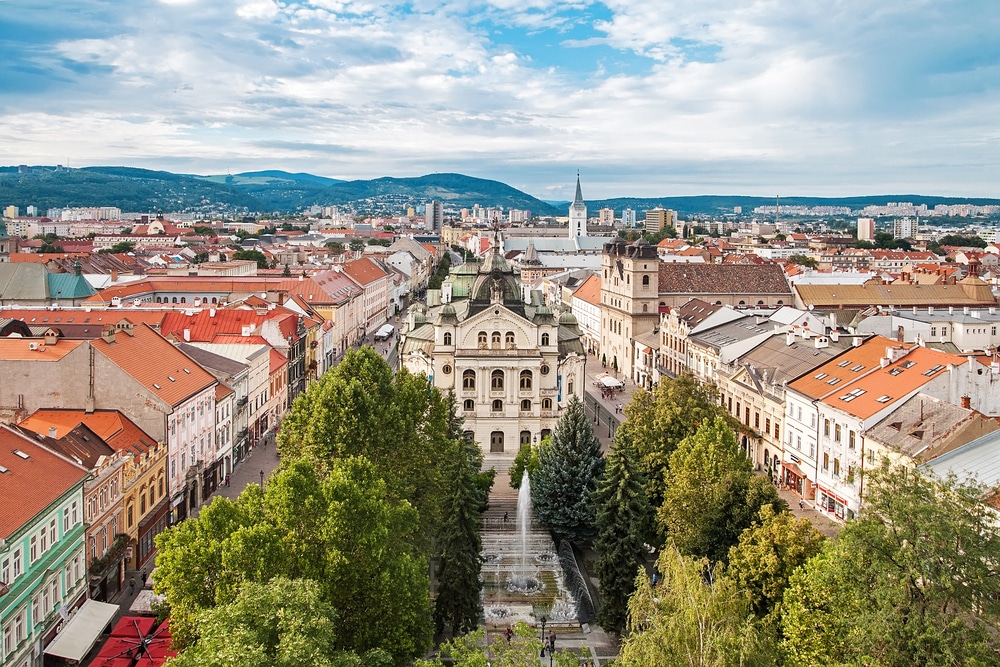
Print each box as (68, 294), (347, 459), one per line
(568, 173), (587, 239)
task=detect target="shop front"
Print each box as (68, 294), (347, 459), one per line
(817, 486), (854, 522)
(781, 458), (813, 500)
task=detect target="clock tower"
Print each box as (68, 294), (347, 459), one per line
(568, 173), (588, 239)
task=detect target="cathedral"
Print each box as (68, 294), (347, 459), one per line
(399, 224), (587, 466)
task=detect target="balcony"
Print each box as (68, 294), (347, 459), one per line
(236, 397), (249, 410)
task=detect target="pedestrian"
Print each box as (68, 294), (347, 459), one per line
(549, 631), (556, 651)
(798, 498), (804, 510)
(225, 474), (230, 487)
(128, 577), (136, 596)
(505, 626), (512, 643)
(503, 511), (509, 523)
(140, 569), (147, 586)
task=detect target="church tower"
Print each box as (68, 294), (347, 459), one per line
(568, 173), (587, 239)
(0, 218), (11, 262)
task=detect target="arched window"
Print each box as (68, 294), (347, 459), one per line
(505, 332), (515, 348)
(490, 431), (504, 453)
(492, 399), (503, 412)
(172, 297), (178, 303)
(180, 297), (186, 304)
(541, 333), (550, 346)
(158, 475), (165, 497)
(520, 430), (531, 446)
(443, 332), (452, 345)
(463, 399), (475, 411)
(757, 300), (765, 305)
(491, 369), (504, 390)
(642, 304), (648, 313)
(738, 300), (746, 307)
(156, 297), (162, 303)
(491, 332), (501, 349)
(542, 398), (552, 410)
(520, 399), (531, 411)
(540, 428), (551, 440)
(642, 275), (650, 286)
(520, 370), (533, 390)
(139, 489), (147, 514)
(463, 370), (476, 390)
(478, 331), (487, 348)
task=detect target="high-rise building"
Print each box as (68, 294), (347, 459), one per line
(622, 208), (637, 227)
(644, 207), (675, 233)
(598, 208), (615, 225)
(568, 174), (588, 238)
(425, 200), (443, 232)
(894, 217), (916, 240)
(857, 217), (875, 241)
(3, 205), (17, 219)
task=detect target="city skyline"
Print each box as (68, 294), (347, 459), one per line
(0, 1), (997, 201)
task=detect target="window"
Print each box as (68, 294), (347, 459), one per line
(478, 331), (487, 348)
(765, 417), (771, 435)
(505, 332), (515, 348)
(568, 380), (575, 395)
(1, 558), (8, 586)
(63, 507), (70, 533)
(835, 424), (842, 441)
(491, 332), (501, 349)
(542, 398), (552, 410)
(443, 332), (452, 345)
(463, 370), (476, 390)
(833, 458), (841, 477)
(71, 501), (78, 525)
(826, 377), (841, 385)
(923, 365), (945, 376)
(48, 518), (56, 547)
(754, 412), (760, 429)
(774, 423), (779, 441)
(140, 490), (147, 514)
(876, 395), (893, 403)
(12, 549), (22, 579)
(492, 399), (503, 412)
(541, 333), (550, 346)
(814, 372), (828, 380)
(463, 399), (474, 411)
(822, 452), (829, 471)
(520, 399), (531, 411)
(930, 327), (937, 336)
(849, 430), (856, 449)
(840, 388), (866, 402)
(642, 275), (650, 286)
(540, 364), (550, 375)
(824, 419), (830, 437)
(519, 370), (533, 390)
(520, 431), (532, 446)
(442, 364), (452, 374)
(888, 367), (904, 376)
(30, 534), (38, 563)
(491, 370), (504, 391)
(837, 360), (851, 367)
(850, 364), (865, 372)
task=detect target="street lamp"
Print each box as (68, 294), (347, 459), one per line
(539, 616), (547, 657)
(259, 470), (264, 489)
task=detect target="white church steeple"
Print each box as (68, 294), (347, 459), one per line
(568, 172), (587, 239)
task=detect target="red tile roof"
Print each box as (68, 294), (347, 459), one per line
(0, 424), (89, 539)
(789, 336), (897, 399)
(92, 323), (217, 407)
(0, 337), (84, 361)
(269, 348), (288, 373)
(341, 257), (389, 287)
(17, 409), (159, 457)
(573, 274), (601, 306)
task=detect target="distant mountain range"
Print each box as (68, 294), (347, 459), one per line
(1, 165), (999, 218)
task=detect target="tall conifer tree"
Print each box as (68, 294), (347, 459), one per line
(531, 394), (605, 543)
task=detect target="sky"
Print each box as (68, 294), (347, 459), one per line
(0, 0), (998, 201)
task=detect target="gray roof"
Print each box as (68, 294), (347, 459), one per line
(177, 342), (249, 377)
(866, 393), (997, 461)
(921, 429), (1000, 492)
(736, 332), (844, 387)
(0, 263), (51, 302)
(689, 317), (773, 352)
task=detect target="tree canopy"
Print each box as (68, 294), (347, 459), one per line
(780, 465), (1000, 667)
(155, 458), (432, 664)
(658, 417), (785, 563)
(232, 249), (270, 268)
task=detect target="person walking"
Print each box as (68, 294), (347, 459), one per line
(140, 569), (147, 586)
(128, 577), (136, 596)
(799, 498), (804, 510)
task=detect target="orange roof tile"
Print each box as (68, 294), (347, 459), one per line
(17, 409), (159, 456)
(0, 337), (84, 361)
(0, 424), (89, 539)
(820, 346), (967, 420)
(215, 384), (233, 400)
(92, 323), (216, 407)
(341, 257), (389, 286)
(269, 348), (288, 373)
(573, 274), (601, 306)
(788, 336), (897, 399)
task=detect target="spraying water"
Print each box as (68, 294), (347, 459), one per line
(517, 470), (531, 584)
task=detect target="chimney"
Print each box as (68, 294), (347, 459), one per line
(885, 345), (911, 363)
(786, 331), (795, 346)
(853, 336), (863, 347)
(111, 269), (119, 283)
(961, 395), (971, 409)
(241, 324), (253, 337)
(44, 330), (58, 346)
(928, 306), (934, 314)
(101, 325), (116, 344)
(896, 325), (904, 343)
(183, 328), (190, 342)
(209, 308), (216, 317)
(912, 306), (918, 314)
(48, 426), (57, 438)
(963, 306), (970, 315)
(949, 306), (954, 315)
(814, 336), (829, 349)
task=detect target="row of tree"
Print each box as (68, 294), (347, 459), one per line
(155, 348), (494, 665)
(519, 376), (1000, 664)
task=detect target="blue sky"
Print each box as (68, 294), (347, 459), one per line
(0, 0), (998, 201)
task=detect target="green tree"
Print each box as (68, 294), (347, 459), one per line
(233, 249), (270, 268)
(433, 437), (486, 636)
(780, 464), (1000, 667)
(326, 241), (345, 253)
(415, 623), (582, 667)
(508, 441), (540, 490)
(166, 577), (367, 667)
(626, 375), (732, 513)
(592, 429), (653, 634)
(98, 241), (135, 254)
(277, 347), (453, 548)
(788, 253), (818, 269)
(530, 394), (605, 544)
(617, 544), (776, 667)
(722, 504), (824, 623)
(349, 239), (364, 252)
(282, 263), (292, 276)
(154, 458), (433, 664)
(659, 417), (785, 563)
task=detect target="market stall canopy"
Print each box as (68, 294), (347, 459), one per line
(44, 599), (119, 662)
(599, 376), (623, 388)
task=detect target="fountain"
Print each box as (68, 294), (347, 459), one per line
(481, 470), (579, 628)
